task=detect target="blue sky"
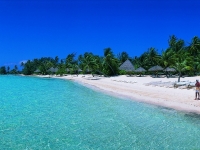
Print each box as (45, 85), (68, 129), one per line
(0, 0), (200, 68)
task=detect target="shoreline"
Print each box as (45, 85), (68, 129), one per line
(41, 74), (200, 114)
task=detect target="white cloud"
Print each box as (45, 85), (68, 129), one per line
(19, 60), (28, 65)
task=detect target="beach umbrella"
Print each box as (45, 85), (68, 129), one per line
(163, 67), (176, 72)
(134, 67), (146, 72)
(86, 69), (91, 72)
(48, 67), (54, 72)
(48, 67), (58, 73)
(54, 68), (58, 72)
(163, 67), (176, 78)
(78, 68), (82, 72)
(66, 68), (70, 72)
(34, 69), (41, 73)
(119, 59), (135, 71)
(148, 65), (163, 71)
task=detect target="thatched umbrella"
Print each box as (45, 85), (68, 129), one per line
(163, 67), (176, 72)
(135, 67), (146, 72)
(149, 65), (163, 77)
(66, 68), (70, 72)
(119, 59), (135, 72)
(48, 67), (58, 73)
(134, 67), (146, 77)
(34, 69), (41, 73)
(54, 68), (58, 72)
(148, 65), (163, 71)
(86, 69), (91, 72)
(163, 67), (176, 78)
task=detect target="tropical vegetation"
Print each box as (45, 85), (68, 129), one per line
(0, 35), (200, 82)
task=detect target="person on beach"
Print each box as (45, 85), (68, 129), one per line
(195, 80), (200, 100)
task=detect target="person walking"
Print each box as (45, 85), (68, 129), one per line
(195, 80), (200, 100)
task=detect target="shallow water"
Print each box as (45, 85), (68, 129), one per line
(0, 75), (200, 149)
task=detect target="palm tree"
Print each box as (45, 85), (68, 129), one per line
(160, 49), (175, 68)
(102, 48), (119, 76)
(0, 66), (7, 74)
(80, 53), (98, 76)
(70, 63), (79, 76)
(188, 36), (200, 74)
(117, 51), (130, 64)
(132, 52), (149, 70)
(94, 55), (104, 75)
(65, 53), (76, 72)
(132, 56), (140, 69)
(160, 49), (176, 77)
(168, 35), (185, 52)
(57, 63), (66, 76)
(14, 65), (18, 74)
(194, 54), (200, 73)
(189, 36), (200, 56)
(21, 62), (24, 67)
(54, 56), (59, 67)
(145, 47), (161, 68)
(20, 62), (25, 71)
(7, 66), (10, 73)
(170, 50), (193, 82)
(168, 35), (177, 49)
(39, 61), (53, 75)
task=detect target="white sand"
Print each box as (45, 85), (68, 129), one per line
(51, 74), (200, 114)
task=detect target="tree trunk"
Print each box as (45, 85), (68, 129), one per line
(107, 63), (115, 75)
(178, 72), (181, 82)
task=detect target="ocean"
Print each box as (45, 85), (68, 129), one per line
(0, 75), (200, 149)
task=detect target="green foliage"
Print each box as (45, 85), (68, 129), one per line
(145, 47), (161, 68)
(119, 70), (127, 75)
(117, 51), (130, 64)
(2, 35), (199, 79)
(22, 57), (55, 75)
(57, 64), (66, 76)
(22, 60), (37, 75)
(0, 66), (7, 74)
(170, 50), (193, 82)
(102, 48), (119, 76)
(78, 52), (99, 75)
(168, 35), (185, 52)
(160, 49), (175, 68)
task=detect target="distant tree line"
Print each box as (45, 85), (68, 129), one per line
(0, 65), (18, 75)
(1, 35), (200, 80)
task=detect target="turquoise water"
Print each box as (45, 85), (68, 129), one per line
(0, 76), (200, 149)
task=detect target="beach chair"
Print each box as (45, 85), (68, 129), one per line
(144, 81), (161, 86)
(152, 81), (164, 86)
(159, 82), (171, 87)
(187, 82), (195, 89)
(165, 84), (175, 88)
(174, 81), (190, 88)
(130, 81), (137, 84)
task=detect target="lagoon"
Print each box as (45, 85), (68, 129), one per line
(0, 75), (200, 149)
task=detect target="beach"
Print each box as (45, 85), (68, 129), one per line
(50, 75), (200, 114)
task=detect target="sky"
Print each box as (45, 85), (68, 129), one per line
(0, 0), (200, 68)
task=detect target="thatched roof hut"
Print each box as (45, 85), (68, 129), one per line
(163, 67), (176, 72)
(78, 68), (82, 72)
(135, 67), (146, 72)
(34, 69), (41, 73)
(149, 65), (163, 71)
(48, 67), (58, 73)
(119, 59), (135, 71)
